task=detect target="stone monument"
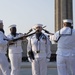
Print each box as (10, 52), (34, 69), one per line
(55, 0), (73, 32)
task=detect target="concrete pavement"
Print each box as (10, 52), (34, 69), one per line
(20, 62), (58, 75)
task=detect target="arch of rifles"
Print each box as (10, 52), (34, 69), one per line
(7, 0), (73, 62)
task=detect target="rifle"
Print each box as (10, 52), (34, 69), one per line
(4, 32), (36, 45)
(8, 25), (47, 42)
(42, 29), (54, 35)
(26, 29), (33, 35)
(10, 32), (35, 41)
(28, 50), (35, 60)
(5, 26), (53, 44)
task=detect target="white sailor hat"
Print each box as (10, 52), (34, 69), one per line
(63, 19), (73, 24)
(9, 24), (16, 29)
(32, 24), (43, 30)
(0, 20), (3, 24)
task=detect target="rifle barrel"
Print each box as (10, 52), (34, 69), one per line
(42, 29), (54, 35)
(10, 32), (36, 42)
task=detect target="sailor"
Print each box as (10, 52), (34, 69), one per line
(7, 24), (24, 75)
(50, 19), (75, 75)
(27, 24), (51, 75)
(0, 20), (10, 75)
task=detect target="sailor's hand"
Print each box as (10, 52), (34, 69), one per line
(28, 58), (33, 62)
(8, 40), (15, 45)
(22, 37), (26, 40)
(47, 59), (50, 62)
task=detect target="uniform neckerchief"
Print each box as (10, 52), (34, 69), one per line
(36, 32), (42, 41)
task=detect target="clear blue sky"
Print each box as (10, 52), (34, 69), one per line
(0, 0), (74, 35)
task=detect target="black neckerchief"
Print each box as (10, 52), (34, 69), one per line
(36, 32), (42, 41)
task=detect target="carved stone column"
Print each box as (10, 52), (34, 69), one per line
(55, 0), (73, 32)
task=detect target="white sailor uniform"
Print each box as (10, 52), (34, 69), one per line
(50, 26), (75, 75)
(7, 33), (23, 75)
(0, 31), (10, 75)
(27, 33), (51, 75)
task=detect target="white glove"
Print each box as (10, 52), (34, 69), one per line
(47, 59), (50, 62)
(28, 58), (32, 62)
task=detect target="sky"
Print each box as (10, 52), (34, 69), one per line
(0, 0), (74, 35)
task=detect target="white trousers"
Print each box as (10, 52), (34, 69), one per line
(57, 55), (75, 75)
(9, 53), (22, 75)
(0, 69), (3, 75)
(0, 53), (10, 75)
(31, 58), (47, 75)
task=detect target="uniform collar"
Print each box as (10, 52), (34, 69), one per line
(59, 27), (72, 35)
